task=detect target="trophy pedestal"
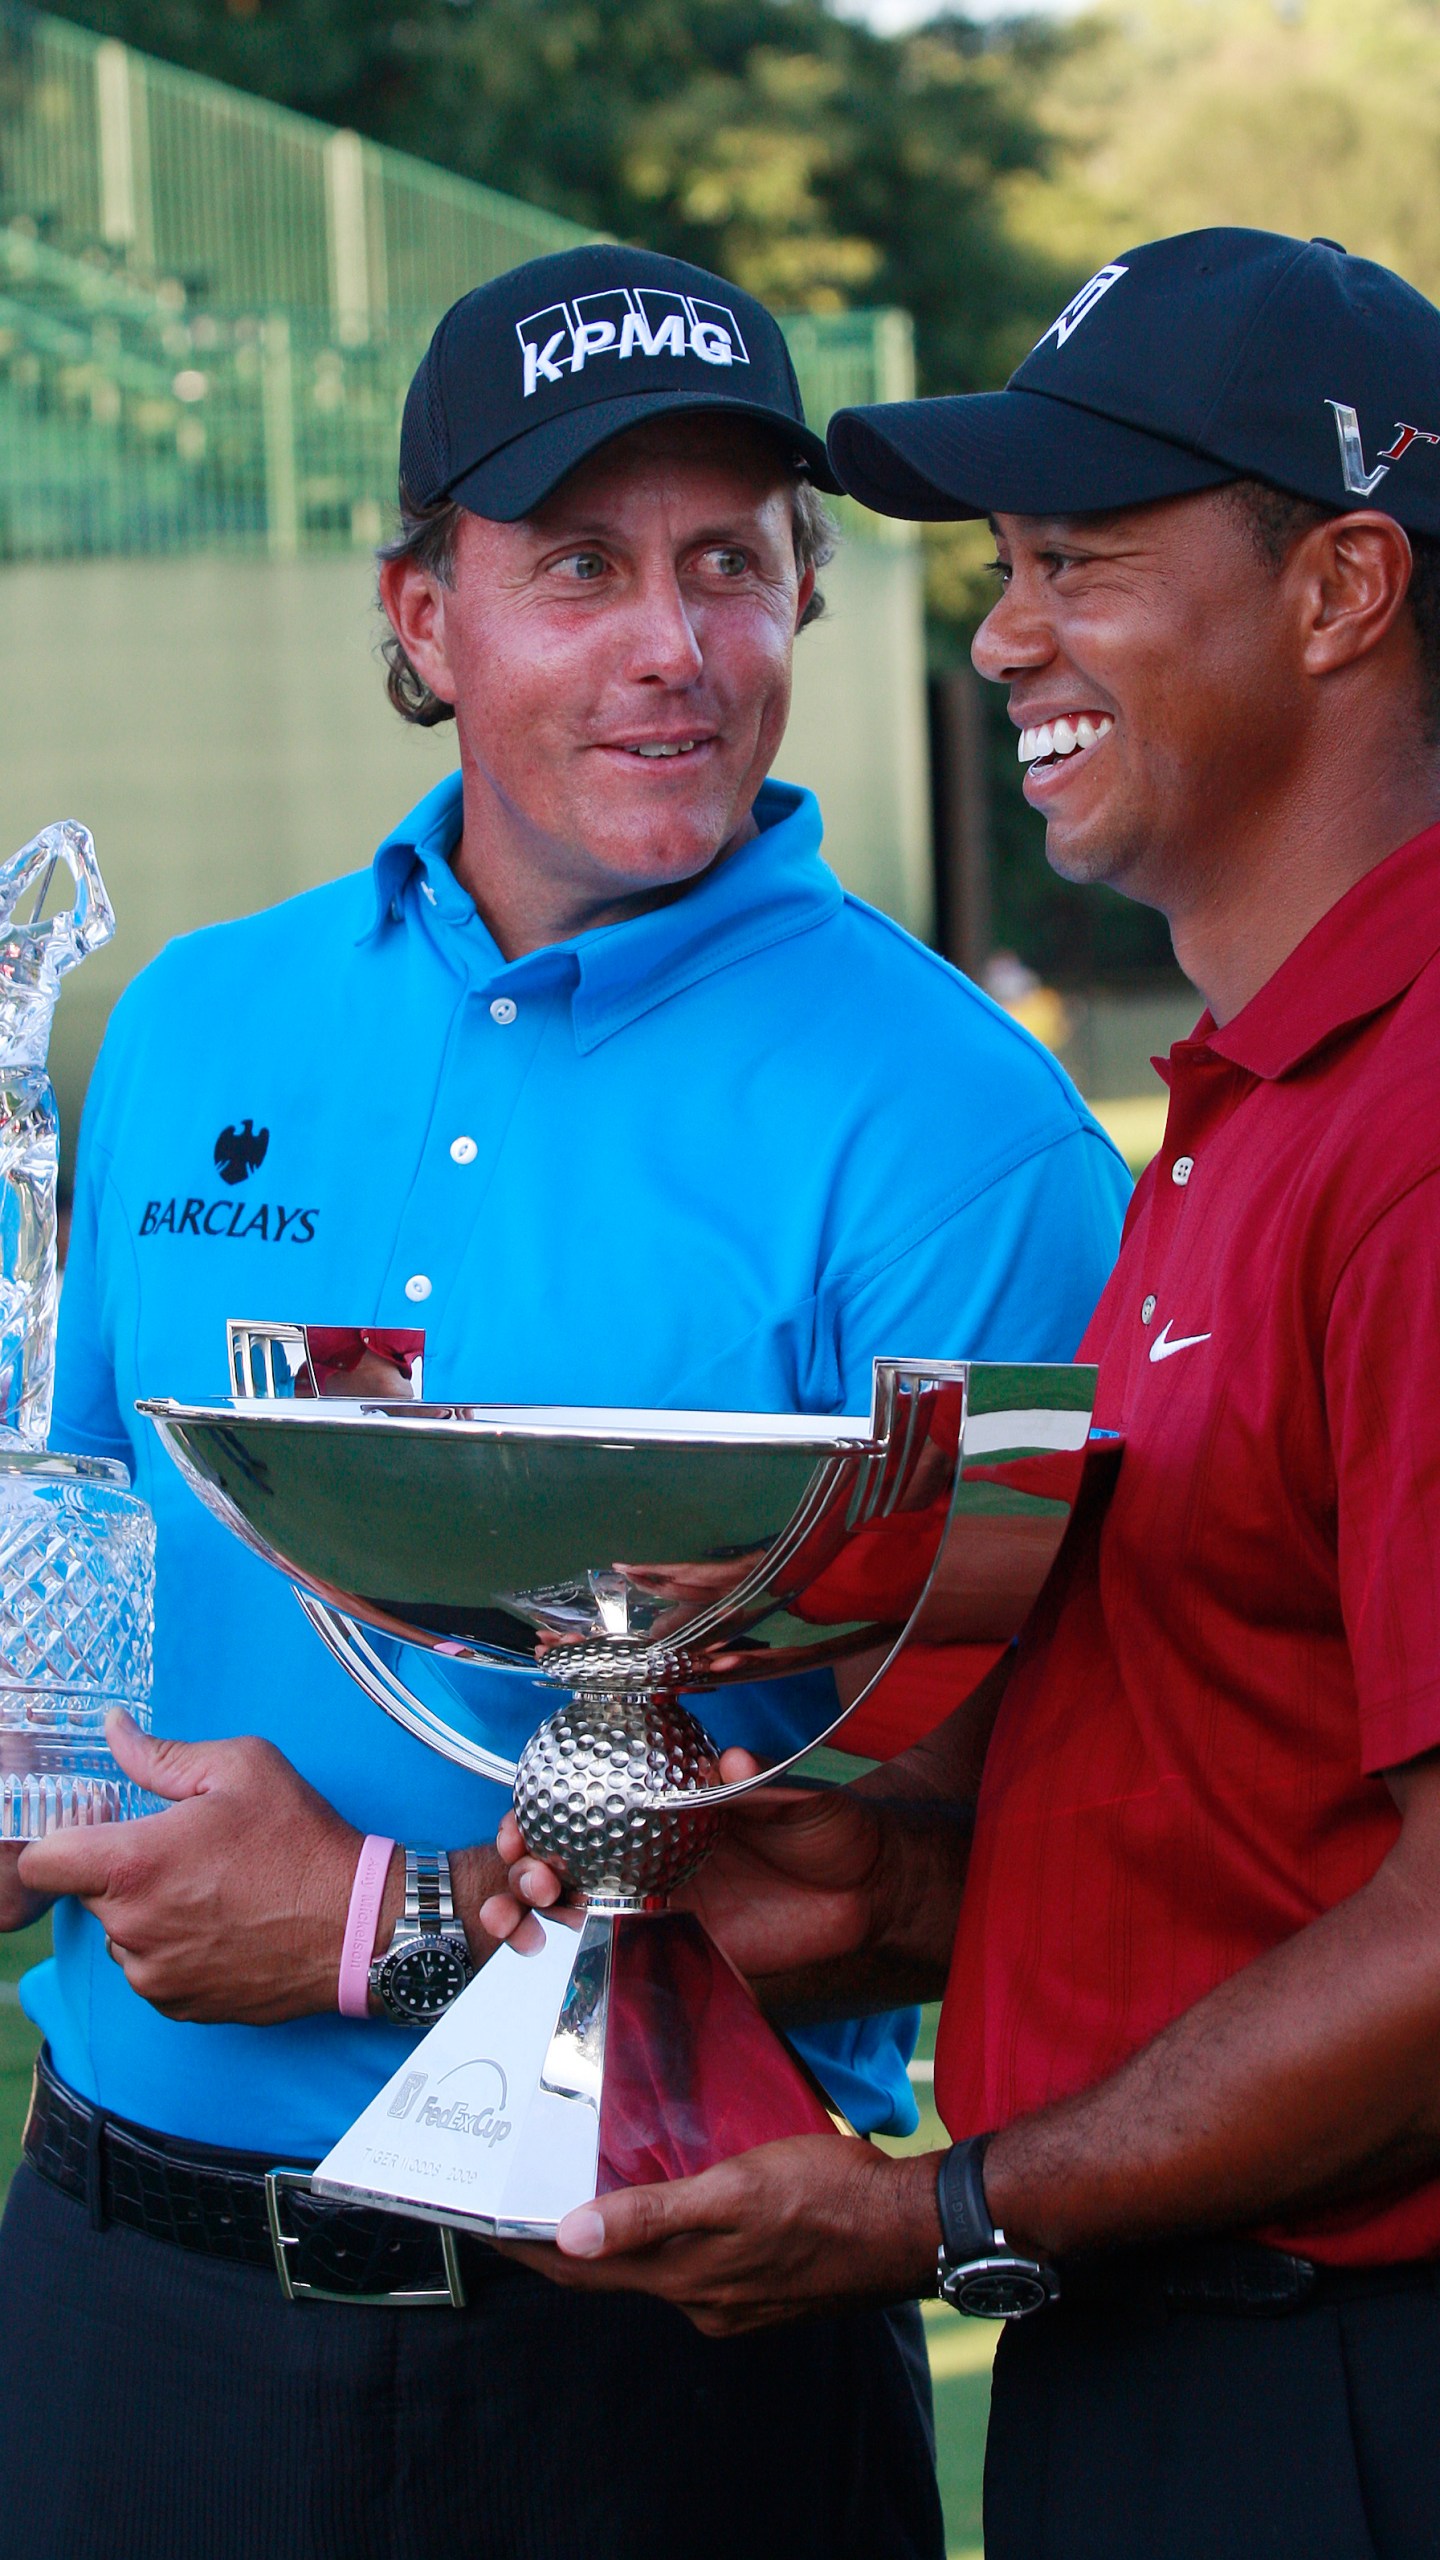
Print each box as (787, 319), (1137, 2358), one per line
(314, 1905), (841, 2241)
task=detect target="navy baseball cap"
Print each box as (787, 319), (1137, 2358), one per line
(400, 244), (840, 518)
(828, 228), (1440, 532)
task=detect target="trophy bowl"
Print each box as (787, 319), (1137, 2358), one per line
(140, 1334), (1119, 2237)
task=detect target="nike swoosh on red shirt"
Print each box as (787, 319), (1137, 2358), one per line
(1149, 1320), (1213, 1364)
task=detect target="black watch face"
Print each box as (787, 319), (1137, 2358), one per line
(383, 1940), (471, 2022)
(948, 2259), (1057, 2321)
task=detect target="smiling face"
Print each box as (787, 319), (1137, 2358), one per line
(380, 415), (812, 953)
(971, 492), (1323, 908)
(970, 487), (1440, 1015)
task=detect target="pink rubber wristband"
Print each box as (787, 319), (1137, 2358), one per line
(338, 1834), (396, 2018)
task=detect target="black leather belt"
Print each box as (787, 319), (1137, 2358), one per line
(23, 2045), (473, 2307)
(1061, 2233), (1440, 2318)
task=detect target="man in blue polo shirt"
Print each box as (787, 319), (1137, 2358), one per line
(0, 246), (1126, 2560)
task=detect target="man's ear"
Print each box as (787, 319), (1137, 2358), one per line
(1295, 511), (1415, 681)
(378, 553), (459, 709)
(794, 562), (817, 632)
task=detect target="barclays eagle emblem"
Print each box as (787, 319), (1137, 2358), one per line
(214, 1118), (270, 1186)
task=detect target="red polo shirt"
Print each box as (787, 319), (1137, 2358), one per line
(935, 822), (1440, 2264)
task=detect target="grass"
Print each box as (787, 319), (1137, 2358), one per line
(999, 985), (1169, 1179)
(921, 2300), (995, 2560)
(875, 2005), (994, 2560)
(0, 1910), (48, 2185)
(1089, 1092), (1167, 1178)
(0, 1948), (990, 2557)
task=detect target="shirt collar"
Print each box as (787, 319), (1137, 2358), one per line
(365, 771), (842, 1048)
(1201, 820), (1440, 1080)
(368, 770), (471, 937)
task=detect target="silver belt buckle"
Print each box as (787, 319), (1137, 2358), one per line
(264, 2168), (466, 2309)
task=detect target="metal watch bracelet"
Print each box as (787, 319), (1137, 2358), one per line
(936, 2133), (1060, 2322)
(405, 1845), (455, 1933)
(368, 1848), (474, 2027)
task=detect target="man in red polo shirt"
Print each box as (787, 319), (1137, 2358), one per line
(484, 229), (1440, 2557)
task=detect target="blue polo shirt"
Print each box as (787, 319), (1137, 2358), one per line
(29, 773), (1128, 2155)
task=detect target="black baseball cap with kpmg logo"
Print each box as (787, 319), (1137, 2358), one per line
(827, 227), (1440, 532)
(400, 244), (841, 519)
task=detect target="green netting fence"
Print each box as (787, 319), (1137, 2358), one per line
(0, 3), (913, 559)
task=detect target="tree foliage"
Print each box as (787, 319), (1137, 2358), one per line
(1005, 0), (1440, 301)
(936, 0), (1440, 980)
(47, 0), (1072, 395)
(97, 0), (1440, 984)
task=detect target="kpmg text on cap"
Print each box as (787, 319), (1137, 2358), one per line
(519, 290), (750, 400)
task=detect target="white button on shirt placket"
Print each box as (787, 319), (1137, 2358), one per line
(1172, 1156), (1195, 1187)
(406, 1004), (520, 1316)
(403, 1008), (517, 1325)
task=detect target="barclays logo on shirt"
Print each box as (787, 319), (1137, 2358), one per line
(138, 1197), (317, 1242)
(139, 1119), (317, 1240)
(213, 1117), (269, 1185)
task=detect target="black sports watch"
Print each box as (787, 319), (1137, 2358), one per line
(369, 1848), (475, 2027)
(936, 2134), (1060, 2319)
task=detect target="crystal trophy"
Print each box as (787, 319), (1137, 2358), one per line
(0, 823), (157, 1840)
(143, 1329), (1119, 2236)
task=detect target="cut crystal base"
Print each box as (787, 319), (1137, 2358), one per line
(0, 1732), (164, 1837)
(0, 1453), (156, 1837)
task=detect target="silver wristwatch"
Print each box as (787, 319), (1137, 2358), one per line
(936, 2134), (1060, 2320)
(368, 1847), (475, 2027)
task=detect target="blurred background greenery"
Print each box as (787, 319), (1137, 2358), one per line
(35, 0), (1437, 1022)
(11, 0), (1429, 1172)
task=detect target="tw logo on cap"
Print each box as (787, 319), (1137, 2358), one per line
(1327, 400), (1440, 500)
(517, 287), (750, 398)
(1033, 263), (1130, 355)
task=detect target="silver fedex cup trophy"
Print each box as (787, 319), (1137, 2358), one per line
(142, 1329), (1117, 2238)
(0, 824), (156, 1839)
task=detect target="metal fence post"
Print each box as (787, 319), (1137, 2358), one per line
(261, 313), (299, 558)
(95, 40), (151, 264)
(326, 130), (370, 347)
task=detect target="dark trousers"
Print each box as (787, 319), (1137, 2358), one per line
(0, 2163), (942, 2560)
(986, 2276), (1440, 2560)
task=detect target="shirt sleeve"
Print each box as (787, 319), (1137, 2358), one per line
(53, 1044), (131, 1464)
(1328, 1170), (1440, 1773)
(831, 1122), (1131, 1409)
